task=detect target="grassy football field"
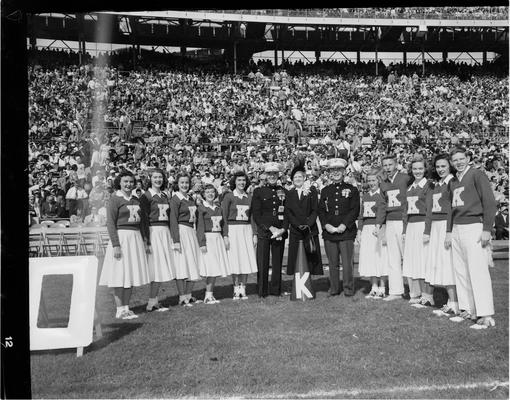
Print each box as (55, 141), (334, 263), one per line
(31, 245), (509, 399)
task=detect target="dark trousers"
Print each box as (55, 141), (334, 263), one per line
(256, 238), (285, 297)
(324, 239), (354, 296)
(496, 228), (508, 240)
(67, 199), (78, 217)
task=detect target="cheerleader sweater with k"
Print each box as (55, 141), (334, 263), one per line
(402, 178), (433, 234)
(449, 166), (497, 231)
(139, 189), (171, 246)
(381, 172), (411, 221)
(221, 190), (258, 234)
(424, 175), (453, 235)
(107, 191), (147, 247)
(197, 203), (228, 247)
(169, 192), (198, 244)
(140, 189), (171, 226)
(357, 189), (386, 230)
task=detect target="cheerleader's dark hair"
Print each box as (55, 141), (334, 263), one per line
(113, 170), (135, 190)
(229, 170), (251, 191)
(172, 172), (191, 192)
(146, 168), (169, 191)
(201, 183), (218, 200)
(430, 153), (457, 182)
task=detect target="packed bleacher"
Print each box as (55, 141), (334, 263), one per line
(202, 7), (509, 20)
(28, 49), (509, 240)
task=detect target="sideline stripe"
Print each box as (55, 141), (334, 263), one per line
(215, 380), (509, 399)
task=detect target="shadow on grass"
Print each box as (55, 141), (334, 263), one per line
(87, 322), (144, 353)
(30, 322), (143, 357)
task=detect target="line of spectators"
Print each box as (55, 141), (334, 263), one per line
(204, 7), (509, 20)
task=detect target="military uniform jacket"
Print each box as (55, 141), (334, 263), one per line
(252, 184), (289, 239)
(318, 181), (360, 241)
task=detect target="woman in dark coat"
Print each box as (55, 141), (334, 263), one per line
(285, 159), (323, 277)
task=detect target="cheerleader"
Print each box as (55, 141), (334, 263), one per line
(169, 173), (202, 307)
(139, 168), (175, 312)
(424, 154), (459, 317)
(449, 146), (497, 329)
(402, 155), (434, 307)
(221, 171), (258, 300)
(357, 170), (388, 299)
(197, 184), (229, 304)
(99, 170), (150, 320)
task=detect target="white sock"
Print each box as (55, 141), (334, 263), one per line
(122, 305), (129, 312)
(116, 306), (124, 315)
(179, 295), (186, 303)
(371, 284), (378, 291)
(205, 291), (213, 298)
(450, 301), (459, 312)
(185, 293), (192, 301)
(148, 297), (157, 306)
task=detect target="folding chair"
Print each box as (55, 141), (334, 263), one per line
(42, 232), (64, 257)
(29, 232), (44, 258)
(98, 231), (110, 254)
(61, 232), (81, 256)
(80, 231), (100, 256)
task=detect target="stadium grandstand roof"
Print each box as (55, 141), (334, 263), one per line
(28, 8), (508, 56)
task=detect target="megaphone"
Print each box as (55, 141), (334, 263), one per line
(290, 240), (315, 301)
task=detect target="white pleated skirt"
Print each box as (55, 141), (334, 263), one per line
(402, 221), (428, 279)
(358, 224), (389, 278)
(173, 224), (201, 281)
(424, 220), (456, 286)
(99, 229), (150, 288)
(199, 232), (230, 278)
(226, 224), (258, 274)
(148, 225), (176, 282)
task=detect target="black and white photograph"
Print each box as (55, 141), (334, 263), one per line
(1, 4), (509, 399)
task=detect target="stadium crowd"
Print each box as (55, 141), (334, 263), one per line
(28, 52), (508, 240)
(210, 7), (509, 20)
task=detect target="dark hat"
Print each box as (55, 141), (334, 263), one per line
(290, 158), (306, 181)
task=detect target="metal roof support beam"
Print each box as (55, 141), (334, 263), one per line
(45, 39), (57, 49)
(59, 40), (74, 51)
(426, 51), (438, 63)
(411, 53), (422, 63)
(453, 51), (464, 62)
(465, 51), (481, 65)
(326, 51), (337, 61)
(298, 50), (311, 63)
(283, 50), (295, 62)
(338, 51), (350, 61)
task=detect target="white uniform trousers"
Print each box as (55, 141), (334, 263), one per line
(385, 220), (405, 295)
(451, 223), (494, 317)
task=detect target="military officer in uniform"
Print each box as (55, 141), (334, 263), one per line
(318, 158), (360, 297)
(252, 162), (289, 297)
